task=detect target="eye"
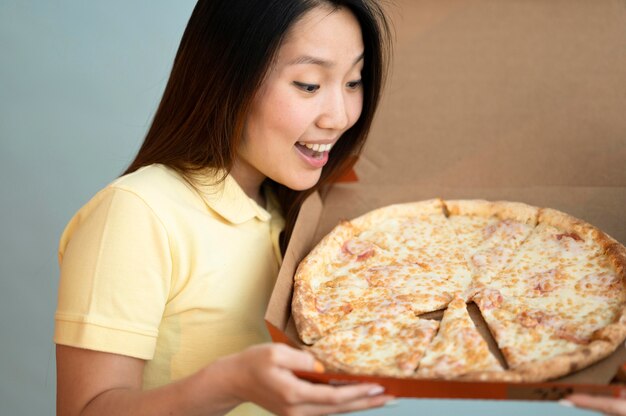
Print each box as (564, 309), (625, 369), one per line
(293, 81), (320, 93)
(346, 80), (362, 90)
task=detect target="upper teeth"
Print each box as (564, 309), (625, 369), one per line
(298, 142), (333, 152)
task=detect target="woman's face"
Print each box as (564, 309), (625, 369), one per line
(234, 5), (364, 195)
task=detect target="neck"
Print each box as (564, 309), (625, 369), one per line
(230, 159), (266, 206)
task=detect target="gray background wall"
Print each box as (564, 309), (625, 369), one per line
(0, 1), (596, 415)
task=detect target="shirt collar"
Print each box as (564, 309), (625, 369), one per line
(194, 170), (272, 224)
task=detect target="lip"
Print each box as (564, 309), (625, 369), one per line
(294, 143), (330, 169)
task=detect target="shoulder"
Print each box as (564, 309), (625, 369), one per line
(59, 165), (207, 256)
(66, 164), (205, 231)
(109, 164), (203, 210)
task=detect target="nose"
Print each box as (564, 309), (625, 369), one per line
(316, 89), (350, 131)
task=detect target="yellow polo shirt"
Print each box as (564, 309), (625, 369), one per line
(55, 164), (284, 415)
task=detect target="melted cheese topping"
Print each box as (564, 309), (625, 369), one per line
(448, 216), (534, 287)
(310, 312), (439, 377)
(475, 292), (581, 367)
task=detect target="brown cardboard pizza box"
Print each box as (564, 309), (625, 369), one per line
(265, 0), (626, 400)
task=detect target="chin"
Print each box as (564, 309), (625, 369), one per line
(279, 171), (323, 191)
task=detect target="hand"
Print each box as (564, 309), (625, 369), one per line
(566, 394), (626, 416)
(221, 343), (394, 416)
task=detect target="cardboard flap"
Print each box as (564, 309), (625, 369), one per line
(360, 0), (626, 187)
(265, 192), (323, 339)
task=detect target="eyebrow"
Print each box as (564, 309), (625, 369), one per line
(287, 52), (364, 68)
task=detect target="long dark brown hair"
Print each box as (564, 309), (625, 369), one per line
(125, 0), (392, 253)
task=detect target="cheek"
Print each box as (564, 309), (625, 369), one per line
(265, 93), (310, 138)
(279, 98), (313, 129)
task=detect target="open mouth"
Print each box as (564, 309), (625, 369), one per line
(296, 142), (326, 160)
(296, 141), (333, 158)
(295, 141), (333, 167)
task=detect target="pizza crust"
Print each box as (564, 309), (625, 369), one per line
(511, 340), (614, 382)
(292, 220), (363, 344)
(444, 199), (538, 226)
(606, 241), (626, 276)
(538, 208), (601, 243)
(350, 198), (446, 231)
(291, 280), (323, 345)
(593, 306), (626, 345)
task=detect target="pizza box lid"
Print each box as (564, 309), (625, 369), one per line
(264, 0), (626, 400)
(359, 0), (626, 192)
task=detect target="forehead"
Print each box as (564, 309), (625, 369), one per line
(276, 6), (364, 65)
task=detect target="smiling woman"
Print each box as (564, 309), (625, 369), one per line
(54, 1), (392, 416)
(123, 0), (390, 252)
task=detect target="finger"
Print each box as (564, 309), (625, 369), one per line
(289, 380), (388, 405)
(566, 394), (626, 416)
(266, 344), (322, 372)
(299, 394), (395, 415)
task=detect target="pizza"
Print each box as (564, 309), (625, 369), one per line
(291, 199), (626, 382)
(416, 296), (503, 379)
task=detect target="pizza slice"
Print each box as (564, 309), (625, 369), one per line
(444, 200), (537, 288)
(309, 311), (439, 377)
(511, 253), (626, 345)
(416, 297), (503, 379)
(491, 211), (605, 294)
(473, 288), (583, 370)
(294, 260), (443, 343)
(354, 199), (471, 285)
(486, 209), (622, 304)
(292, 222), (401, 344)
(359, 262), (463, 314)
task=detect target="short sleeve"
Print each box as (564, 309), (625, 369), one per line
(54, 187), (172, 360)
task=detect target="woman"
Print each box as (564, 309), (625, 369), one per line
(55, 0), (394, 415)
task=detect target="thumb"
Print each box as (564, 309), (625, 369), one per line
(566, 394), (626, 415)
